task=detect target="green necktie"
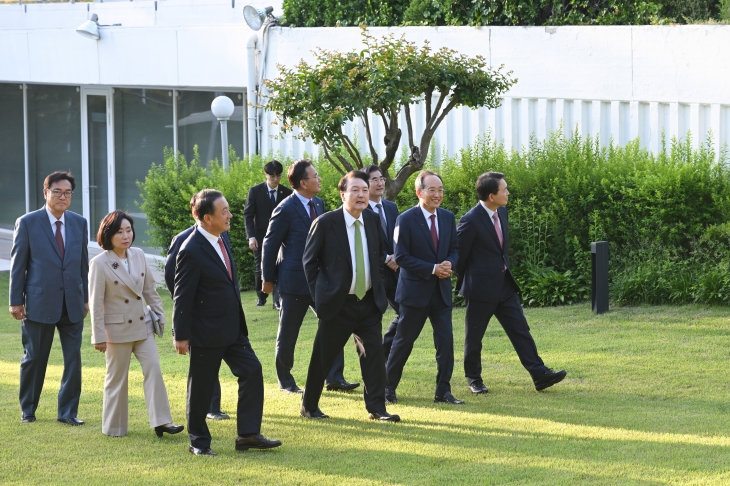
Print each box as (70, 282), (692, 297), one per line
(354, 220), (366, 299)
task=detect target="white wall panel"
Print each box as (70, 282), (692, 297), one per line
(27, 29), (99, 84)
(98, 28), (178, 86)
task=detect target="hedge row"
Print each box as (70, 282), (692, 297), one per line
(282, 0), (729, 27)
(138, 130), (730, 306)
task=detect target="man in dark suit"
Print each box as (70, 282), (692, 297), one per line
(261, 159), (357, 394)
(164, 193), (228, 421)
(173, 189), (281, 455)
(385, 170), (464, 405)
(243, 160), (293, 309)
(300, 171), (399, 422)
(456, 172), (567, 393)
(9, 171), (89, 425)
(363, 165), (400, 358)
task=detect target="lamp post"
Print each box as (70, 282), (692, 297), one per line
(211, 96), (235, 171)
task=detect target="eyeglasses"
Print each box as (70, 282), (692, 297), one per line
(423, 188), (444, 195)
(50, 190), (74, 199)
(302, 174), (321, 180)
(369, 177), (386, 183)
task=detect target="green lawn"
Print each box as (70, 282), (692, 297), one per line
(1, 271), (729, 485)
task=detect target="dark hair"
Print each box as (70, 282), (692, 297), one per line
(97, 210), (135, 250)
(288, 159), (312, 189)
(264, 160), (284, 176)
(475, 172), (505, 201)
(414, 169), (442, 191)
(44, 171), (76, 191)
(363, 165), (383, 177)
(194, 189), (224, 221)
(338, 171), (370, 192)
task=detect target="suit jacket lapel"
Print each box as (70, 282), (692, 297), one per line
(292, 195), (313, 226)
(415, 206), (437, 256)
(436, 208), (449, 260)
(194, 230), (231, 280)
(105, 251), (140, 294)
(477, 205), (503, 251)
(39, 209), (63, 261)
(334, 209), (353, 273)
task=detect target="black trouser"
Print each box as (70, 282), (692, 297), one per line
(381, 268), (400, 360)
(209, 379), (223, 414)
(187, 333), (263, 450)
(276, 291), (344, 389)
(385, 290), (454, 397)
(464, 280), (547, 385)
(302, 291), (386, 414)
(20, 312), (83, 419)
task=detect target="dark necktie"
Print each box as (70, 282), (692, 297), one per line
(269, 189), (276, 207)
(429, 214), (438, 253)
(217, 237), (233, 280)
(308, 200), (317, 222)
(54, 221), (65, 260)
(376, 203), (387, 235)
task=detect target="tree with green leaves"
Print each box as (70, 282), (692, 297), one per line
(264, 30), (517, 199)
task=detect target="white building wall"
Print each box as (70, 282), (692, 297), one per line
(1, 2), (729, 161)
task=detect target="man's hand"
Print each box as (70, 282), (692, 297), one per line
(385, 255), (399, 271)
(248, 238), (259, 251)
(9, 305), (25, 320)
(434, 262), (453, 279)
(83, 302), (89, 318)
(94, 342), (107, 353)
(262, 281), (275, 294)
(174, 340), (189, 355)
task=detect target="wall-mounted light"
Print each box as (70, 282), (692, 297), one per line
(243, 5), (278, 31)
(76, 14), (122, 41)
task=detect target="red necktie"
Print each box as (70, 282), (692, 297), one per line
(430, 214), (438, 253)
(308, 200), (317, 222)
(55, 221), (65, 260)
(492, 212), (503, 247)
(217, 237), (233, 280)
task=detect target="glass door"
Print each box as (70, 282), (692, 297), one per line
(81, 88), (115, 242)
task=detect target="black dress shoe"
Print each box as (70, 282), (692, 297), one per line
(469, 382), (489, 395)
(57, 417), (85, 426)
(273, 301), (281, 311)
(235, 434), (282, 451)
(300, 406), (329, 419)
(256, 297), (267, 307)
(281, 385), (304, 394)
(434, 392), (465, 405)
(206, 412), (230, 420)
(155, 424), (184, 437)
(21, 414), (36, 423)
(534, 368), (567, 391)
(369, 411), (401, 422)
(325, 380), (360, 392)
(189, 445), (217, 456)
(385, 389), (397, 404)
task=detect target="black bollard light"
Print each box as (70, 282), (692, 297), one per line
(591, 241), (609, 314)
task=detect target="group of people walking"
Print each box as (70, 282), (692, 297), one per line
(9, 162), (567, 456)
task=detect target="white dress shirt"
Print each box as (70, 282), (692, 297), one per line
(267, 183), (279, 203)
(419, 204), (439, 274)
(343, 208), (371, 294)
(197, 226), (229, 271)
(45, 206), (66, 244)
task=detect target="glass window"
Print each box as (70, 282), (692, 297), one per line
(0, 83), (26, 230)
(177, 90), (244, 166)
(26, 84), (83, 215)
(114, 88), (174, 251)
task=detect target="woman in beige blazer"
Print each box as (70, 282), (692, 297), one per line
(90, 210), (183, 438)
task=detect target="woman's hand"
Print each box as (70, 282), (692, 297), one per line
(94, 342), (107, 353)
